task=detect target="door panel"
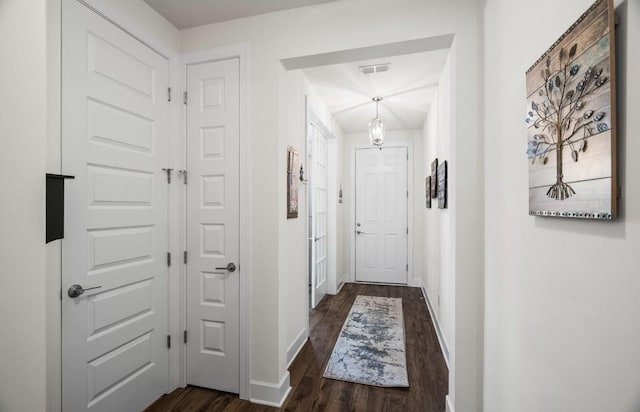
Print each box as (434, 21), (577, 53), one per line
(62, 1), (169, 411)
(310, 126), (328, 308)
(186, 58), (240, 393)
(355, 147), (408, 284)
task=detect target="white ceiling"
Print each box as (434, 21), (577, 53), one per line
(142, 1), (450, 134)
(303, 50), (450, 134)
(143, 0), (337, 29)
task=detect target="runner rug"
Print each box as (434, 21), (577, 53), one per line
(323, 295), (409, 387)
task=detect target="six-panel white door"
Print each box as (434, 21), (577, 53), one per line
(185, 58), (241, 393)
(355, 147), (408, 284)
(61, 1), (170, 411)
(310, 126), (328, 308)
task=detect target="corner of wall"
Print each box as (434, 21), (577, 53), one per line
(250, 373), (292, 408)
(409, 277), (423, 288)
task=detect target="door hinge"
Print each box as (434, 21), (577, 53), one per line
(167, 252), (172, 267)
(406, 227), (409, 234)
(407, 153), (409, 160)
(183, 250), (188, 264)
(167, 335), (171, 349)
(178, 169), (188, 184)
(162, 168), (173, 183)
(406, 263), (409, 271)
(183, 330), (188, 344)
(183, 91), (188, 105)
(168, 87), (172, 102)
(407, 190), (409, 197)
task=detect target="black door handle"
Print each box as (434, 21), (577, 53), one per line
(215, 262), (236, 273)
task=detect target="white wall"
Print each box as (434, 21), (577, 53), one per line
(278, 68), (345, 371)
(0, 1), (48, 411)
(422, 49), (455, 362)
(484, 0), (640, 411)
(343, 129), (425, 287)
(181, 1), (483, 407)
(335, 129), (347, 289)
(278, 69), (309, 371)
(46, 1), (63, 410)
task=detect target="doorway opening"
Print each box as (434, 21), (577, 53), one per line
(282, 36), (455, 395)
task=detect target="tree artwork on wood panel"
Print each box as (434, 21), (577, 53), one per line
(526, 44), (608, 200)
(525, 0), (617, 219)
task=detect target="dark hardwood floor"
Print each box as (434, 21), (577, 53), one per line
(146, 283), (448, 412)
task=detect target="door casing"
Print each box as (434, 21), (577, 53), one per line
(176, 45), (251, 399)
(309, 124), (329, 308)
(349, 142), (414, 286)
(306, 108), (338, 304)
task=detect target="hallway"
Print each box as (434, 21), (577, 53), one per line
(146, 283), (448, 411)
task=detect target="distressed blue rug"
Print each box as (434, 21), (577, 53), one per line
(323, 295), (409, 387)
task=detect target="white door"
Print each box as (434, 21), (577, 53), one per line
(61, 1), (170, 411)
(310, 126), (328, 308)
(355, 147), (408, 284)
(185, 58), (240, 393)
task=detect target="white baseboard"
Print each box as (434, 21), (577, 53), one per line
(250, 373), (291, 407)
(286, 328), (308, 367)
(446, 395), (454, 412)
(421, 287), (449, 368)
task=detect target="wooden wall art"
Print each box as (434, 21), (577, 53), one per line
(525, 0), (617, 219)
(287, 146), (299, 218)
(437, 161), (448, 209)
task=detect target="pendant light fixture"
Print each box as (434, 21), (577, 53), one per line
(368, 96), (385, 147)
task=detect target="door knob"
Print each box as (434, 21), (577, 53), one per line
(356, 230), (363, 235)
(215, 262), (236, 273)
(67, 284), (102, 298)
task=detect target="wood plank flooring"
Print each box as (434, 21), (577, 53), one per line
(146, 283), (448, 412)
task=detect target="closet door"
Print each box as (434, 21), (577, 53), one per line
(61, 1), (170, 411)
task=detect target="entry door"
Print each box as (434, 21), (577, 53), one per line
(185, 58), (240, 393)
(61, 1), (170, 411)
(355, 147), (408, 284)
(310, 126), (328, 308)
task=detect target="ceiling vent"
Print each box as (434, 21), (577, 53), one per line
(359, 63), (391, 75)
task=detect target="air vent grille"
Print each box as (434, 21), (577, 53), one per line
(359, 63), (391, 74)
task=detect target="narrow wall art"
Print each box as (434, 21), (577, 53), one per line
(430, 158), (438, 199)
(437, 160), (448, 209)
(287, 146), (299, 218)
(525, 0), (617, 219)
(426, 176), (432, 208)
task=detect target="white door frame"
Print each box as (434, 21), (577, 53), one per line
(349, 142), (414, 285)
(175, 45), (251, 400)
(306, 108), (337, 303)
